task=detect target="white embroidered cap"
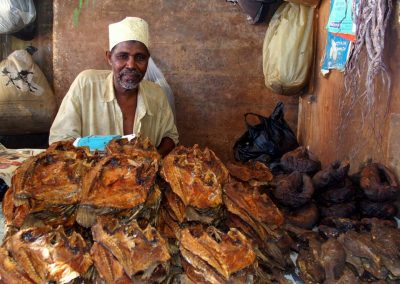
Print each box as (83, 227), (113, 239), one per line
(108, 17), (149, 50)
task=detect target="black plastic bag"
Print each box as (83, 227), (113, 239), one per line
(233, 102), (299, 163)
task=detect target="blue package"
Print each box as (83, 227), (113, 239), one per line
(321, 32), (352, 75)
(76, 135), (122, 151)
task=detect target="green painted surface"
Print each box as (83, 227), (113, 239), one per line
(72, 0), (95, 28)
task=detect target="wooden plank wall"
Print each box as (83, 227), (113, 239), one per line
(53, 0), (299, 162)
(298, 0), (400, 175)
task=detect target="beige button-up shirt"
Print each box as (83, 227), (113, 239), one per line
(49, 69), (179, 147)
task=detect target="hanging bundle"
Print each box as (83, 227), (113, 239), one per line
(263, 3), (315, 96)
(343, 0), (393, 117)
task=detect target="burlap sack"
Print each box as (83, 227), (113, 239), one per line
(0, 49), (56, 134)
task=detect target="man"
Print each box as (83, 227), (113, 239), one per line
(49, 17), (178, 156)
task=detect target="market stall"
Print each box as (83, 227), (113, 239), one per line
(0, 0), (399, 283)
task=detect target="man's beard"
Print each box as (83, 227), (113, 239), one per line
(117, 68), (144, 90)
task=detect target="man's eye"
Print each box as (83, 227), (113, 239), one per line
(116, 54), (128, 60)
(135, 55), (146, 61)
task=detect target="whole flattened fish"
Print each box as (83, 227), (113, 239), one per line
(161, 145), (229, 209)
(77, 153), (158, 227)
(12, 141), (95, 206)
(92, 216), (170, 282)
(9, 141), (97, 228)
(179, 226), (257, 283)
(223, 181), (284, 233)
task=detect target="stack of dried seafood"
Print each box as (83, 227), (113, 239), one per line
(313, 160), (360, 220)
(91, 216), (171, 283)
(158, 144), (230, 235)
(4, 141), (98, 230)
(77, 137), (161, 228)
(357, 163), (399, 219)
(287, 217), (400, 283)
(223, 181), (294, 281)
(272, 170), (317, 229)
(265, 147), (320, 229)
(179, 225), (260, 283)
(2, 135), (400, 283)
(294, 231), (355, 283)
(337, 218), (400, 281)
(313, 161), (399, 222)
(0, 225), (92, 283)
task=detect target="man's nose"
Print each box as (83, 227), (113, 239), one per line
(126, 56), (136, 68)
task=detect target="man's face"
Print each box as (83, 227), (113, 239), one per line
(107, 40), (150, 91)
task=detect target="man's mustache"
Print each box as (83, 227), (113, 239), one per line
(119, 68), (143, 79)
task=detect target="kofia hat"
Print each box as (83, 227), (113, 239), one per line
(108, 17), (149, 50)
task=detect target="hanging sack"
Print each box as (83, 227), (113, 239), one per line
(0, 0), (36, 34)
(0, 48), (57, 134)
(237, 0), (284, 24)
(233, 102), (299, 163)
(263, 2), (315, 95)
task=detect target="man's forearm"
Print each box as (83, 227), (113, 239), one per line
(157, 137), (176, 157)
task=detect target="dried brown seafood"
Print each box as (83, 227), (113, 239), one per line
(224, 181), (284, 230)
(316, 178), (358, 205)
(312, 161), (350, 191)
(12, 141), (94, 206)
(90, 242), (131, 284)
(9, 141), (97, 228)
(359, 200), (398, 219)
(223, 181), (293, 274)
(179, 226), (257, 283)
(161, 144), (229, 209)
(272, 171), (314, 208)
(226, 160), (273, 185)
(359, 163), (399, 202)
(285, 202), (319, 230)
(319, 201), (357, 219)
(106, 136), (161, 164)
(92, 216), (170, 282)
(278, 146), (321, 175)
(161, 145), (229, 224)
(296, 234), (326, 284)
(77, 152), (158, 227)
(0, 246), (33, 283)
(296, 234), (349, 284)
(3, 225), (92, 283)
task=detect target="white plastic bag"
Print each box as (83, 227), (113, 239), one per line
(0, 0), (36, 34)
(144, 57), (176, 120)
(263, 3), (315, 95)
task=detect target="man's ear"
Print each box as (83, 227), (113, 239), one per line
(105, 50), (112, 66)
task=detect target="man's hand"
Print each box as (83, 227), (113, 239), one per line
(157, 137), (176, 157)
